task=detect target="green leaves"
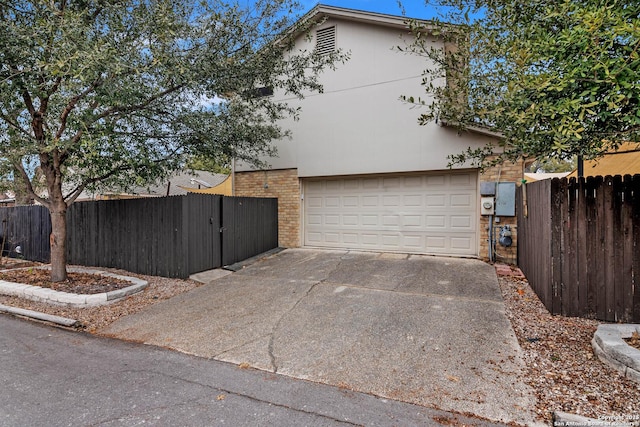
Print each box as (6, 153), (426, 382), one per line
(405, 0), (640, 167)
(0, 0), (340, 205)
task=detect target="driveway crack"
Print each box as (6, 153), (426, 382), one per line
(267, 252), (350, 373)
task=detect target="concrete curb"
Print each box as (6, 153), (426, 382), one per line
(0, 303), (79, 327)
(223, 247), (285, 272)
(592, 324), (640, 384)
(0, 267), (148, 307)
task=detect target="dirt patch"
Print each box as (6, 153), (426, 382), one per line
(624, 331), (640, 350)
(0, 268), (132, 294)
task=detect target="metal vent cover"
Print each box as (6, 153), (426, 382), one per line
(316, 26), (336, 55)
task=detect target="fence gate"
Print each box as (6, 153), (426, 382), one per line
(185, 194), (223, 275)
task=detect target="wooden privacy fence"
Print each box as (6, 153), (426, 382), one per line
(0, 194), (278, 278)
(0, 205), (51, 262)
(518, 175), (640, 322)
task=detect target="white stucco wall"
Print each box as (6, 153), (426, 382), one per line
(238, 15), (494, 176)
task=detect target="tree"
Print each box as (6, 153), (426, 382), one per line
(526, 157), (576, 174)
(403, 0), (640, 169)
(0, 0), (344, 281)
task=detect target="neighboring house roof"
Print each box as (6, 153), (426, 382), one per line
(179, 175), (232, 196)
(524, 172), (571, 182)
(69, 170), (229, 201)
(133, 170), (229, 197)
(568, 143), (640, 178)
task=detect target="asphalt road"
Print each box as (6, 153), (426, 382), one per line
(0, 315), (505, 427)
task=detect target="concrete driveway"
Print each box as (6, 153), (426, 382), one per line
(101, 249), (536, 425)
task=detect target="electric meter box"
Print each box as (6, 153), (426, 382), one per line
(495, 182), (516, 216)
(481, 197), (495, 215)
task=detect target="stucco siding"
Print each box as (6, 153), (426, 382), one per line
(238, 16), (495, 176)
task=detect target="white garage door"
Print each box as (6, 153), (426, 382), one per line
(303, 172), (478, 256)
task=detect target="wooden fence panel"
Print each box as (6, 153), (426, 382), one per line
(517, 179), (553, 308)
(620, 176), (635, 321)
(519, 175), (640, 322)
(583, 177), (599, 318)
(222, 197), (278, 266)
(550, 178), (566, 315)
(67, 196), (189, 278)
(573, 177), (589, 317)
(0, 205), (51, 263)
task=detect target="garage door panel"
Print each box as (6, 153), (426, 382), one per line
(426, 175), (446, 185)
(451, 194), (473, 207)
(308, 214), (322, 225)
(426, 236), (446, 250)
(450, 173), (474, 186)
(344, 180), (359, 190)
(304, 172), (478, 256)
(426, 194), (446, 207)
(451, 236), (474, 250)
(451, 215), (473, 229)
(362, 215), (378, 226)
(426, 215), (446, 228)
(362, 196), (378, 206)
(307, 231), (322, 244)
(343, 196), (359, 207)
(403, 194), (423, 206)
(325, 215), (340, 225)
(382, 195), (400, 206)
(363, 178), (379, 189)
(308, 196), (323, 208)
(403, 215), (422, 227)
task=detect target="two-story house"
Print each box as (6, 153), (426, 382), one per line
(234, 5), (521, 259)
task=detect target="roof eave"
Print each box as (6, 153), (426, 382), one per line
(439, 118), (504, 139)
(293, 4), (438, 34)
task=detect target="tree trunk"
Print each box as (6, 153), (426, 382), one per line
(49, 203), (68, 282)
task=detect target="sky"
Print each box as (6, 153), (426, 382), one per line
(296, 0), (441, 20)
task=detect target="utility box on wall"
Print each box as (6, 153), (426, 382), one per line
(480, 197), (495, 215)
(480, 181), (496, 196)
(495, 182), (516, 216)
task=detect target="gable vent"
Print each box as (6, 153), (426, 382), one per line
(316, 26), (336, 55)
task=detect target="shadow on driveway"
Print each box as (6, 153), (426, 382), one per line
(101, 249), (536, 425)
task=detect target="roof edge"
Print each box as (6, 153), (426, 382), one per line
(298, 4), (438, 32)
(439, 118), (504, 139)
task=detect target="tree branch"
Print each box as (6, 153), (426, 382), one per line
(0, 112), (31, 138)
(21, 89), (35, 117)
(56, 77), (103, 140)
(13, 161), (49, 207)
(65, 149), (183, 204)
(64, 164), (130, 204)
(92, 85), (185, 122)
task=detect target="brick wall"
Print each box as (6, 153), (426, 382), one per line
(234, 169), (300, 248)
(478, 159), (524, 263)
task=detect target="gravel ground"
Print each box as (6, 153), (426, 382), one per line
(1, 263), (639, 424)
(498, 274), (640, 424)
(0, 265), (203, 333)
